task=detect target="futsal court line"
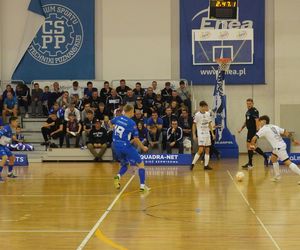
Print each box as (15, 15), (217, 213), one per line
(76, 175), (135, 250)
(227, 170), (281, 250)
(0, 230), (89, 233)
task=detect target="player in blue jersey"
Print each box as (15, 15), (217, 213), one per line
(0, 117), (19, 182)
(112, 104), (150, 192)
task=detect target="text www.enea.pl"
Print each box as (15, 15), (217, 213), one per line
(200, 68), (246, 77)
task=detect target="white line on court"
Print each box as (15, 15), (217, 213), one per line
(0, 230), (89, 233)
(76, 175), (135, 250)
(0, 194), (113, 197)
(227, 170), (281, 250)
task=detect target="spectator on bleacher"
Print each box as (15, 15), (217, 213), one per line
(82, 109), (96, 146)
(143, 86), (156, 117)
(177, 80), (192, 113)
(153, 93), (164, 116)
(178, 108), (193, 139)
(57, 91), (71, 109)
(2, 84), (15, 100)
(94, 102), (108, 121)
(162, 107), (178, 151)
(49, 102), (64, 119)
(2, 92), (18, 123)
(69, 81), (83, 99)
(161, 82), (172, 103)
(134, 96), (146, 115)
(166, 120), (183, 154)
(41, 112), (64, 148)
(133, 109), (147, 126)
(81, 102), (92, 121)
(7, 126), (34, 151)
(72, 94), (84, 112)
(152, 81), (161, 95)
(116, 79), (130, 99)
(31, 83), (43, 117)
(171, 100), (181, 118)
(106, 89), (122, 116)
(64, 103), (81, 122)
(123, 89), (135, 106)
(88, 90), (102, 111)
(170, 90), (183, 106)
(48, 82), (62, 108)
(84, 81), (98, 99)
(16, 83), (31, 118)
(113, 104), (124, 117)
(137, 121), (148, 147)
(100, 81), (112, 103)
(147, 111), (163, 152)
(65, 113), (82, 148)
(87, 119), (108, 161)
(133, 82), (145, 97)
(42, 86), (51, 116)
(102, 115), (113, 146)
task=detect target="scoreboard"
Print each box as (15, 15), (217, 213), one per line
(209, 0), (238, 20)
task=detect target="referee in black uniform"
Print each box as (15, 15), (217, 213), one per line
(238, 98), (268, 168)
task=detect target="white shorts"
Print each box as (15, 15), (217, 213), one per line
(272, 147), (289, 162)
(198, 135), (211, 146)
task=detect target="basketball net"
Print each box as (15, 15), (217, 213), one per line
(215, 58), (232, 72)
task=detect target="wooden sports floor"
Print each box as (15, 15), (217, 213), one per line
(0, 156), (300, 250)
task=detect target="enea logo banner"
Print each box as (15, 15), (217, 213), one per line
(180, 0), (265, 85)
(13, 0), (95, 82)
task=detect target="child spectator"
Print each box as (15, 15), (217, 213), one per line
(87, 119), (108, 161)
(31, 83), (43, 117)
(41, 86), (51, 116)
(65, 113), (82, 148)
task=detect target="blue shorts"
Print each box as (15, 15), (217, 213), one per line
(113, 143), (142, 165)
(0, 146), (13, 157)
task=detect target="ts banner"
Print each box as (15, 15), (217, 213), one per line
(12, 0), (95, 83)
(180, 0), (265, 85)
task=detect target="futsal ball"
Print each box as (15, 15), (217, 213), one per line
(236, 171), (245, 182)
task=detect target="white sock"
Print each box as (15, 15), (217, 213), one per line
(140, 184), (145, 188)
(117, 174), (121, 179)
(272, 162), (280, 176)
(289, 163), (300, 175)
(204, 154), (210, 166)
(192, 153), (200, 165)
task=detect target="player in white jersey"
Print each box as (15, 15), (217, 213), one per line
(191, 101), (215, 170)
(250, 115), (300, 184)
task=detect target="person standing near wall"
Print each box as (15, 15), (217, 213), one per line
(238, 98), (269, 169)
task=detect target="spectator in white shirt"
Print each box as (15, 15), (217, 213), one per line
(64, 103), (81, 122)
(69, 81), (83, 99)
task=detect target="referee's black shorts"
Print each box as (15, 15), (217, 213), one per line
(247, 129), (256, 142)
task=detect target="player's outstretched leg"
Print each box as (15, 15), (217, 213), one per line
(283, 159), (300, 184)
(255, 147), (269, 166)
(270, 154), (281, 182)
(114, 163), (129, 190)
(137, 162), (150, 192)
(7, 155), (17, 178)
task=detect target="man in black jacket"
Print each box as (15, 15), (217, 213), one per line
(87, 119), (108, 161)
(166, 120), (183, 154)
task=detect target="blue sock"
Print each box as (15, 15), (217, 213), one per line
(0, 166), (3, 173)
(118, 164), (128, 176)
(8, 165), (13, 173)
(138, 168), (145, 185)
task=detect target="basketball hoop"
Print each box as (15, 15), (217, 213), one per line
(216, 58), (232, 72)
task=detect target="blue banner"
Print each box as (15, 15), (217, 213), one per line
(141, 154), (192, 166)
(13, 0), (95, 83)
(0, 154), (29, 166)
(180, 0), (265, 85)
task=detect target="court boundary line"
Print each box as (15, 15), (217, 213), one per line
(227, 170), (281, 250)
(76, 175), (135, 250)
